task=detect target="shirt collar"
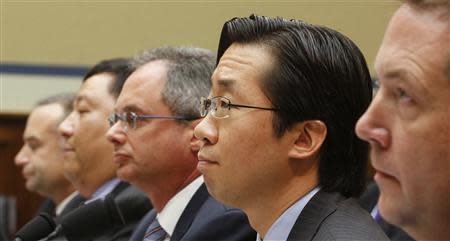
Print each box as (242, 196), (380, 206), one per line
(55, 191), (79, 216)
(157, 176), (204, 237)
(257, 187), (320, 241)
(85, 178), (121, 204)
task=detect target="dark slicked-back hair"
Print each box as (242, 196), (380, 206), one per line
(131, 46), (214, 121)
(218, 15), (372, 197)
(36, 92), (76, 120)
(83, 58), (133, 99)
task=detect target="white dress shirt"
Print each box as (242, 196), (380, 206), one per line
(55, 191), (79, 216)
(157, 176), (204, 241)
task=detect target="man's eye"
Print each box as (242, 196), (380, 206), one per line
(28, 143), (41, 151)
(397, 88), (413, 102)
(125, 114), (135, 124)
(77, 109), (89, 114)
(219, 100), (229, 108)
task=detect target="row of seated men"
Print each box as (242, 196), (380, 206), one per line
(13, 0), (449, 240)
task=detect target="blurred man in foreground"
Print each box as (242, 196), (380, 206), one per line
(355, 0), (449, 240)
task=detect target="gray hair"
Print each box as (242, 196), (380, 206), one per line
(35, 92), (76, 119)
(131, 46), (215, 120)
(406, 0), (449, 5)
(405, 0), (449, 16)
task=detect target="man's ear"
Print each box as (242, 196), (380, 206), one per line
(288, 120), (327, 160)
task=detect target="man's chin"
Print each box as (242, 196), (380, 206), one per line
(117, 166), (134, 182)
(64, 170), (80, 184)
(25, 182), (38, 193)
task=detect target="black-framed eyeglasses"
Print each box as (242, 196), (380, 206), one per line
(108, 112), (196, 131)
(199, 96), (277, 119)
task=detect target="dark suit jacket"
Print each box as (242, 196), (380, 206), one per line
(36, 193), (86, 219)
(359, 182), (415, 241)
(287, 190), (389, 241)
(130, 184), (256, 241)
(45, 181), (152, 241)
(37, 198), (56, 216)
(57, 193), (86, 218)
(94, 182), (152, 241)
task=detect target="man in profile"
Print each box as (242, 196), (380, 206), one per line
(194, 15), (388, 240)
(355, 0), (449, 240)
(15, 93), (81, 218)
(57, 58), (151, 240)
(107, 46), (255, 241)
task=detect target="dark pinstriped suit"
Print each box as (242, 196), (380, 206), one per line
(44, 181), (152, 241)
(287, 190), (389, 241)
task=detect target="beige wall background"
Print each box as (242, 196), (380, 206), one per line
(1, 0), (398, 113)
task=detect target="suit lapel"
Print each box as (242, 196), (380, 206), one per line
(287, 191), (342, 241)
(37, 198), (56, 216)
(110, 181), (130, 197)
(58, 194), (86, 218)
(170, 184), (209, 241)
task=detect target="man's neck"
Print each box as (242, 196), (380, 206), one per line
(146, 170), (201, 212)
(244, 178), (318, 239)
(51, 185), (76, 205)
(408, 217), (450, 241)
(76, 175), (116, 198)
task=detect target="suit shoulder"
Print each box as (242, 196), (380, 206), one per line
(183, 196), (256, 241)
(315, 198), (389, 241)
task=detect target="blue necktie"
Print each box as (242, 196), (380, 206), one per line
(143, 218), (167, 241)
(374, 210), (383, 224)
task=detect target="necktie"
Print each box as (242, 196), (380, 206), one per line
(374, 210), (382, 224)
(143, 218), (167, 241)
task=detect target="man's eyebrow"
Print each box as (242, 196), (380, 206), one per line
(24, 136), (39, 143)
(383, 68), (405, 80)
(217, 78), (235, 88)
(121, 105), (144, 114)
(383, 68), (420, 85)
(215, 78), (237, 94)
(74, 94), (94, 106)
(381, 67), (429, 97)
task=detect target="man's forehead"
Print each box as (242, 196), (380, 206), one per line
(25, 108), (60, 139)
(212, 43), (273, 96)
(376, 5), (449, 82)
(218, 43), (272, 69)
(79, 73), (114, 98)
(116, 73), (165, 114)
(29, 104), (63, 125)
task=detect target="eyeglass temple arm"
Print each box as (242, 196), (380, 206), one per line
(229, 103), (277, 111)
(138, 115), (201, 120)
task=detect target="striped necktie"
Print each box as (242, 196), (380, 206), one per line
(143, 218), (167, 241)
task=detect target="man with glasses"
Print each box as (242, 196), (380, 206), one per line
(106, 46), (255, 241)
(194, 15), (388, 240)
(355, 0), (449, 240)
(57, 58), (151, 240)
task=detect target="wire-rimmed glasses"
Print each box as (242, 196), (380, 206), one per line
(108, 112), (196, 131)
(199, 96), (277, 118)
